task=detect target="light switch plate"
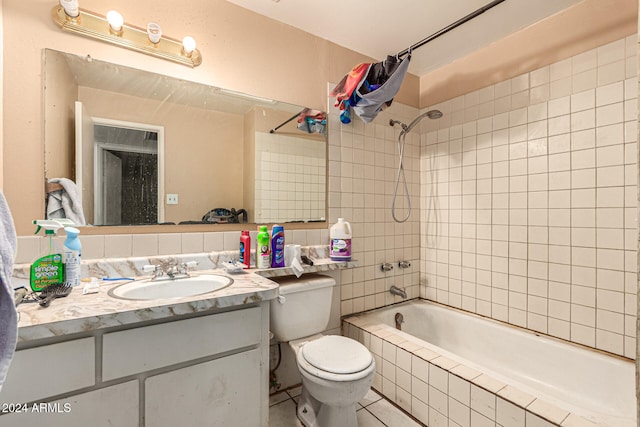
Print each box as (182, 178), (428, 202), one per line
(166, 194), (179, 205)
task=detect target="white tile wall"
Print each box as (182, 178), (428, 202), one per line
(420, 36), (638, 358)
(14, 229), (329, 264)
(254, 132), (326, 223)
(328, 95), (422, 316)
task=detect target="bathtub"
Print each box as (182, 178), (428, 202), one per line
(343, 300), (635, 427)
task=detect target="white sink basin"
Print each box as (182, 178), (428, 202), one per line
(108, 274), (233, 300)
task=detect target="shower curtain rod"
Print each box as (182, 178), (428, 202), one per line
(396, 0), (507, 58)
(269, 111), (302, 134)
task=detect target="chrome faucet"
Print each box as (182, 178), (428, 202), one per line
(143, 261), (198, 281)
(390, 285), (407, 299)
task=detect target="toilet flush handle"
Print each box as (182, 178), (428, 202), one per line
(277, 295), (286, 304)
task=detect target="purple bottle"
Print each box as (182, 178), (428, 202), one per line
(271, 225), (285, 268)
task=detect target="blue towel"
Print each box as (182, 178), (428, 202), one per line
(0, 191), (17, 392)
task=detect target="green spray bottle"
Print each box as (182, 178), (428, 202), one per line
(30, 219), (74, 292)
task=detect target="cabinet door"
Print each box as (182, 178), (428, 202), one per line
(145, 348), (262, 426)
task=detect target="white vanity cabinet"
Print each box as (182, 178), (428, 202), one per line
(0, 302), (270, 427)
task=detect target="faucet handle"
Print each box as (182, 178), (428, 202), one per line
(142, 264), (157, 273)
(398, 260), (411, 269)
(381, 263), (394, 272)
(142, 264), (163, 277)
(179, 261), (198, 274)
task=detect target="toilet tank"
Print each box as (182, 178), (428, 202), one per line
(269, 274), (335, 342)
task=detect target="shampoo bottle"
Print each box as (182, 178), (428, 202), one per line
(330, 218), (352, 261)
(270, 225), (285, 268)
(63, 226), (82, 287)
(257, 226), (271, 269)
(239, 230), (251, 268)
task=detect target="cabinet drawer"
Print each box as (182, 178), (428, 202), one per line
(145, 349), (261, 427)
(103, 306), (261, 381)
(1, 338), (95, 403)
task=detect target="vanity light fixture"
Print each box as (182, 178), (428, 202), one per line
(106, 10), (124, 35)
(52, 2), (202, 67)
(147, 22), (162, 44)
(182, 36), (196, 57)
(59, 0), (79, 17)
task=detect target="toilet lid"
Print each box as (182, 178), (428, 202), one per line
(301, 335), (372, 374)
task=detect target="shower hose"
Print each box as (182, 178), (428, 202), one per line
(392, 129), (411, 223)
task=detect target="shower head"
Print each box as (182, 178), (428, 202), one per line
(390, 109), (443, 134)
(426, 109), (443, 119)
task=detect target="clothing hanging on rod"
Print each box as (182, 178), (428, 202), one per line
(330, 0), (506, 124)
(296, 108), (326, 134)
(330, 54), (410, 124)
(351, 55), (411, 123)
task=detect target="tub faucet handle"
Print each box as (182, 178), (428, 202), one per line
(398, 260), (411, 268)
(381, 263), (394, 272)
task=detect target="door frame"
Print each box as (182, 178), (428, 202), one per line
(92, 118), (165, 225)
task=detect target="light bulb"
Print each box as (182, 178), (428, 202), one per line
(59, 0), (79, 18)
(182, 36), (196, 56)
(106, 10), (124, 32)
(147, 22), (162, 44)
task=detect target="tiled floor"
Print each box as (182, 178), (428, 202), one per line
(269, 386), (424, 427)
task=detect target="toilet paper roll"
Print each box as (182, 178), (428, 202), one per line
(284, 244), (302, 267)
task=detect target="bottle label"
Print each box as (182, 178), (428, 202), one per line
(30, 255), (64, 291)
(330, 238), (351, 258)
(258, 243), (270, 269)
(239, 242), (246, 263)
(63, 250), (82, 286)
(272, 236), (285, 267)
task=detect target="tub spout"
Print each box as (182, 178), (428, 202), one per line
(390, 285), (407, 299)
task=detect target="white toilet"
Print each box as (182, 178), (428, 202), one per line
(270, 274), (375, 427)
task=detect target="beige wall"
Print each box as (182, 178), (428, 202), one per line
(420, 0), (638, 106)
(44, 51), (77, 179)
(2, 0), (419, 235)
(78, 87), (245, 223)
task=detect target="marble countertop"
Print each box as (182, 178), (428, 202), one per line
(15, 269), (279, 344)
(13, 250), (358, 344)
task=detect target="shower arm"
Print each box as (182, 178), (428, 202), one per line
(396, 0), (506, 59)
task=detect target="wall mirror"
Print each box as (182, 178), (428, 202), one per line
(43, 49), (327, 229)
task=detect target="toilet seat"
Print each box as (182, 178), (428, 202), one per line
(296, 335), (374, 382)
(302, 335), (372, 374)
